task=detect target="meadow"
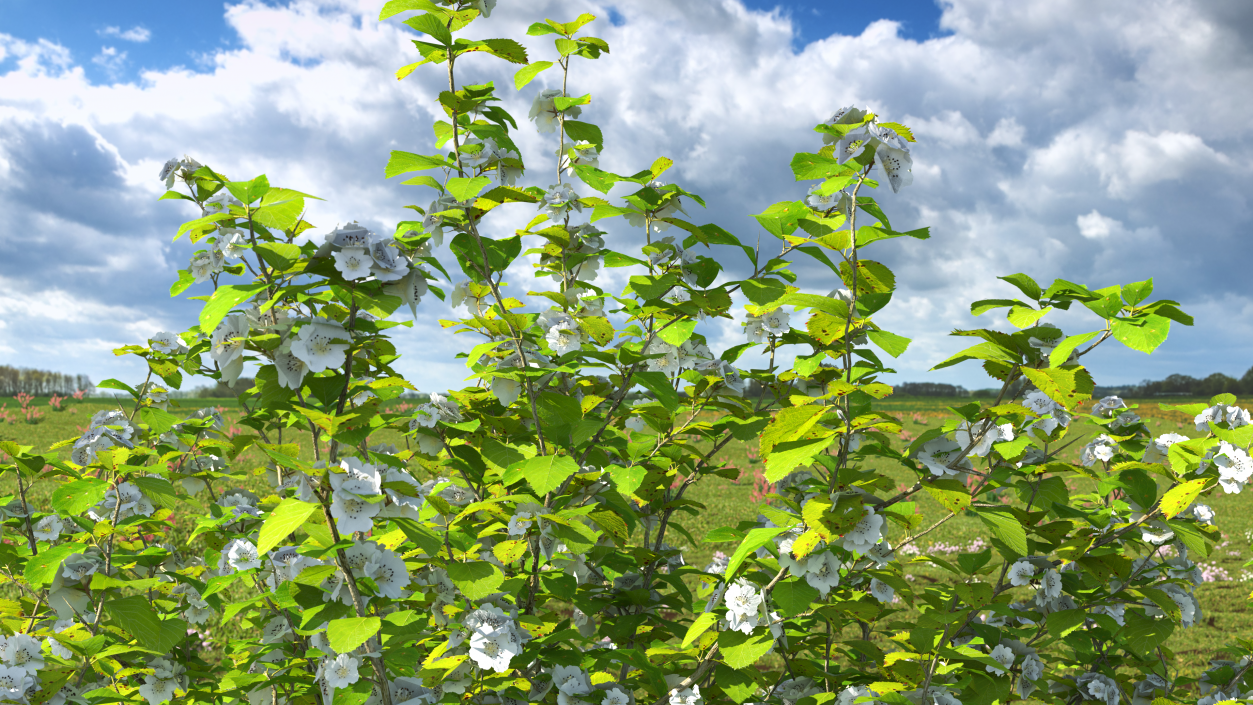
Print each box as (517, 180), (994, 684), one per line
(1, 393), (1249, 682)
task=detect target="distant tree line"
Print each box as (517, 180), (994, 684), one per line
(0, 365), (93, 396)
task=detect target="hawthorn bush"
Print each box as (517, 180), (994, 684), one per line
(1, 3), (1251, 705)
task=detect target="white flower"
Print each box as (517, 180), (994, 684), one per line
(204, 188), (242, 214)
(559, 140), (600, 174)
(545, 318), (583, 355)
(1023, 391), (1072, 434)
(274, 343), (309, 390)
(540, 182), (581, 220)
(2, 634), (44, 674)
(1190, 503), (1216, 524)
(391, 677), (435, 705)
(674, 340), (713, 371)
(954, 421), (1014, 457)
(1038, 568), (1062, 600)
(1195, 403), (1252, 431)
(553, 665), (593, 696)
(290, 318), (350, 373)
(1091, 395), (1128, 417)
(1143, 432), (1188, 464)
(324, 222), (374, 250)
(333, 246), (373, 280)
(1080, 435), (1118, 467)
(1205, 441), (1253, 493)
(805, 184), (852, 212)
(222, 539), (262, 573)
(468, 628), (519, 673)
(822, 106), (868, 143)
(47, 620), (76, 659)
(804, 551), (842, 596)
(33, 515), (64, 542)
(529, 88), (581, 134)
(1020, 652), (1044, 682)
(88, 482), (153, 522)
(158, 158), (180, 188)
(321, 653), (360, 690)
(330, 458), (383, 534)
(387, 266), (429, 322)
(842, 508), (884, 554)
(210, 313), (249, 387)
(916, 437), (972, 477)
(602, 687), (631, 705)
(761, 309), (790, 336)
(365, 548), (410, 599)
(138, 676), (180, 705)
(261, 616), (292, 644)
(724, 579), (764, 618)
(986, 643), (1015, 675)
(668, 685), (701, 705)
(870, 126), (913, 193)
(369, 240), (409, 282)
(189, 250), (220, 283)
(149, 331), (186, 355)
(1007, 560), (1035, 586)
(869, 577), (894, 603)
(450, 280), (482, 311)
(1078, 672), (1120, 705)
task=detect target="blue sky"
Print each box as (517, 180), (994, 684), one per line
(1, 0), (1251, 395)
(2, 0), (947, 82)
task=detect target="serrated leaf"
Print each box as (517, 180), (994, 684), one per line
(257, 499), (319, 556)
(517, 455), (579, 496)
(327, 617), (381, 655)
(446, 176), (493, 202)
(200, 283), (267, 333)
(514, 61), (553, 90)
(656, 318), (697, 346)
(1020, 365), (1094, 410)
(1111, 315), (1171, 354)
(1121, 609), (1173, 657)
(103, 596), (186, 653)
(867, 329), (910, 358)
(608, 464), (647, 496)
(1049, 331), (1099, 367)
(923, 479), (971, 514)
(718, 630), (776, 670)
(975, 507), (1028, 557)
(772, 579), (819, 617)
(1160, 478), (1209, 519)
(51, 479), (108, 516)
(445, 561), (504, 599)
(725, 527), (786, 578)
(682, 612), (718, 649)
(24, 543), (87, 587)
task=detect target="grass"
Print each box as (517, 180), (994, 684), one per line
(1, 395), (1250, 682)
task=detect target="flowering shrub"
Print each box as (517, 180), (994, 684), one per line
(1, 4), (1252, 705)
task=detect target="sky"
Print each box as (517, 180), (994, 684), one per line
(1, 0), (1250, 397)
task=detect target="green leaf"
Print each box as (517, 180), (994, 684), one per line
(572, 165), (620, 194)
(1111, 315), (1171, 354)
(254, 187), (312, 231)
(255, 242), (302, 271)
(1049, 331), (1099, 367)
(725, 527), (786, 578)
(741, 278), (788, 307)
(1046, 608), (1087, 637)
(1160, 478), (1209, 519)
(718, 630), (776, 670)
(174, 212), (233, 242)
(839, 259), (895, 294)
(753, 201), (808, 238)
(1082, 288), (1124, 319)
(25, 543), (87, 587)
(772, 579), (819, 617)
(517, 455), (579, 495)
(789, 152), (858, 181)
(930, 342), (1018, 371)
(866, 329), (910, 358)
(635, 371), (680, 412)
(327, 617), (381, 655)
(103, 596), (186, 653)
(656, 318), (697, 346)
(764, 435), (836, 482)
(385, 151), (451, 179)
(1007, 305), (1051, 329)
(974, 507), (1028, 557)
(1122, 278), (1153, 306)
(998, 273), (1041, 300)
(563, 121), (603, 147)
(553, 93), (591, 111)
(446, 176), (493, 202)
(200, 283), (267, 333)
(608, 464), (646, 496)
(404, 12), (452, 44)
(682, 612), (718, 649)
(1121, 609), (1174, 657)
(257, 499), (320, 556)
(924, 479), (971, 514)
(1019, 365), (1094, 410)
(131, 476), (180, 510)
(514, 61), (554, 90)
(52, 479), (108, 516)
(445, 561), (505, 599)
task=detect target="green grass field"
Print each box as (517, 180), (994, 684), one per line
(1, 395), (1250, 682)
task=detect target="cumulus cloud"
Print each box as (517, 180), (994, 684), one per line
(98, 26), (152, 43)
(0, 0), (1250, 395)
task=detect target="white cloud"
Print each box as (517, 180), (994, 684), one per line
(91, 46), (127, 77)
(1076, 209), (1121, 239)
(0, 0), (1250, 394)
(98, 26), (151, 43)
